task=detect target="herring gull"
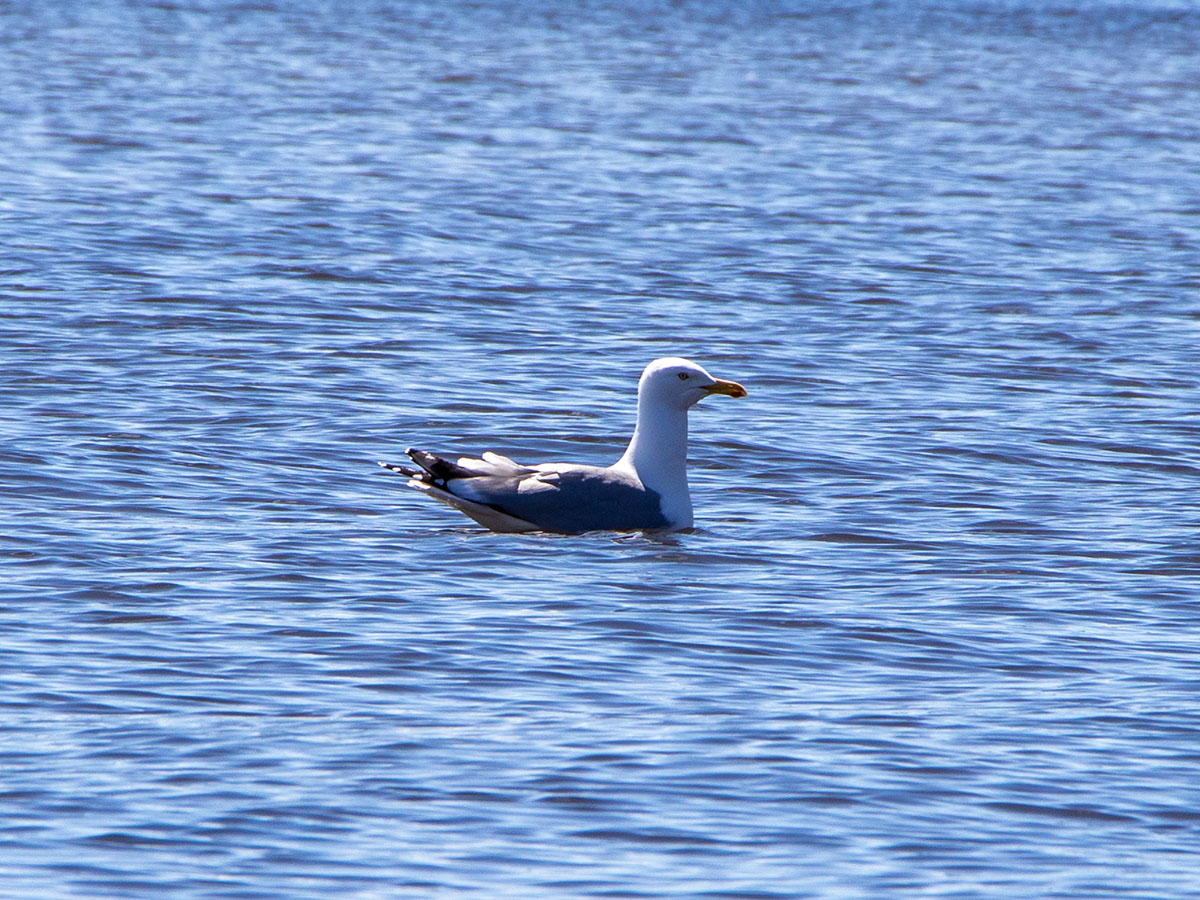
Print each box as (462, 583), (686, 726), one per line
(379, 357), (746, 534)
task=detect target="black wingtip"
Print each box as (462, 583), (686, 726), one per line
(404, 448), (480, 483)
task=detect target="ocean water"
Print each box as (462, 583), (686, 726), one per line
(3, 1), (1200, 897)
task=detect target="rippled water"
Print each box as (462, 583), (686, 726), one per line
(4, 1), (1200, 897)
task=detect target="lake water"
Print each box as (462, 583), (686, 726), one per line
(3, 1), (1200, 897)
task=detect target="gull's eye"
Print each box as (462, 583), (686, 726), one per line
(677, 372), (689, 381)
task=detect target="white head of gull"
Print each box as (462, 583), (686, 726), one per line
(380, 356), (747, 534)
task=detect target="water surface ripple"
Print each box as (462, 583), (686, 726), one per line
(3, 1), (1200, 897)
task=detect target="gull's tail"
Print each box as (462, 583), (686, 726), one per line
(377, 448), (540, 534)
(378, 447), (454, 484)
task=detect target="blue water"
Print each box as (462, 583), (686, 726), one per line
(4, 1), (1200, 897)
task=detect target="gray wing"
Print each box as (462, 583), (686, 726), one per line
(450, 465), (669, 534)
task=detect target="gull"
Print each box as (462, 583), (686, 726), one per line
(380, 357), (746, 534)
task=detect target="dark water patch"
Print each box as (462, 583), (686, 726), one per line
(983, 802), (1139, 825)
(75, 611), (188, 625)
(804, 532), (941, 551)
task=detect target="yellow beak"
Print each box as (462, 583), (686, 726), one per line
(702, 378), (747, 398)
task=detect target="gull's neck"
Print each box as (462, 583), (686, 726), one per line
(615, 394), (693, 528)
